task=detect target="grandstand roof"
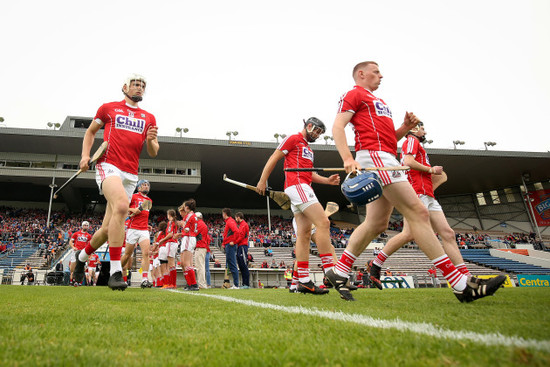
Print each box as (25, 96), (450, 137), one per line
(0, 118), (549, 211)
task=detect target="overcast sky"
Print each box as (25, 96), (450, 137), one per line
(1, 0), (549, 153)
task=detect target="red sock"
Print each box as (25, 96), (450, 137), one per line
(84, 244), (96, 256)
(291, 270), (299, 287)
(433, 255), (467, 291)
(123, 275), (127, 282)
(186, 267), (197, 285)
(335, 250), (356, 277)
(455, 263), (471, 276)
(171, 268), (177, 286)
(320, 253), (335, 272)
(373, 250), (388, 267)
(297, 261), (310, 283)
(109, 246), (122, 261)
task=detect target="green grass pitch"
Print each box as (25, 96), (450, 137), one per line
(1, 286), (549, 366)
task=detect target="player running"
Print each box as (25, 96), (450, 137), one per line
(178, 199), (199, 291)
(86, 252), (99, 286)
(326, 61), (506, 302)
(69, 221), (92, 286)
(368, 122), (481, 289)
(122, 179), (153, 288)
(256, 117), (340, 295)
(73, 74), (159, 291)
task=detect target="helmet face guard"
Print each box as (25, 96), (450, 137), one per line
(303, 117), (326, 142)
(123, 74), (147, 102)
(136, 179), (150, 194)
(341, 171), (383, 205)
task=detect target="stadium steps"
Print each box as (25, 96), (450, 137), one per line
(460, 249), (550, 275)
(0, 244), (40, 275)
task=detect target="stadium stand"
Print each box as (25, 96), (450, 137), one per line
(460, 249), (550, 275)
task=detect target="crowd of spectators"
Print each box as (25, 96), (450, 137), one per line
(1, 206), (547, 271)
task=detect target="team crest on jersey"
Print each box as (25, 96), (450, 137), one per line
(301, 147), (314, 162)
(115, 114), (146, 133)
(128, 110), (135, 118)
(374, 100), (392, 118)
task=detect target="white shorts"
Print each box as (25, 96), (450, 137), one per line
(158, 246), (168, 261)
(153, 258), (160, 268)
(95, 162), (138, 201)
(167, 241), (178, 258)
(125, 229), (150, 246)
(419, 194), (443, 212)
(355, 150), (408, 186)
(180, 236), (197, 252)
(284, 184), (319, 214)
(70, 250), (77, 263)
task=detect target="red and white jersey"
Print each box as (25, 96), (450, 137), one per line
(337, 86), (397, 154)
(127, 192), (152, 230)
(181, 212), (198, 238)
(71, 230), (92, 251)
(94, 100), (157, 175)
(156, 231), (167, 248)
(166, 220), (178, 244)
(88, 253), (99, 268)
(401, 135), (434, 197)
(278, 133), (314, 189)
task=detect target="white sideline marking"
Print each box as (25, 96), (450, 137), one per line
(169, 290), (550, 352)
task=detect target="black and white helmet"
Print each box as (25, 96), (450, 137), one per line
(303, 117), (326, 142)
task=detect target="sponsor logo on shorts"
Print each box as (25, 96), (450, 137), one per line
(374, 100), (392, 118)
(392, 171), (402, 178)
(115, 114), (146, 133)
(301, 147), (314, 161)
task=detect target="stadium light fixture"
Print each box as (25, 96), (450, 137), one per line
(484, 141), (497, 150)
(423, 139), (433, 146)
(453, 140), (465, 149)
(323, 136), (334, 145)
(0, 117), (4, 122)
(274, 133), (287, 143)
(226, 131), (238, 141)
(47, 122), (61, 130)
(175, 127), (189, 137)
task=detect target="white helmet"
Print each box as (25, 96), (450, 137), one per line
(123, 73), (147, 89)
(195, 212), (203, 220)
(82, 221), (90, 227)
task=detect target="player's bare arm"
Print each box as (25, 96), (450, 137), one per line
(403, 155), (443, 175)
(79, 121), (103, 172)
(432, 170), (448, 191)
(332, 112), (361, 173)
(395, 112), (420, 141)
(146, 126), (159, 157)
(256, 150), (285, 195)
(312, 173), (341, 186)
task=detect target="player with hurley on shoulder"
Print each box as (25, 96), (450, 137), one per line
(121, 179), (154, 288)
(256, 117), (340, 295)
(73, 74), (159, 291)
